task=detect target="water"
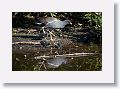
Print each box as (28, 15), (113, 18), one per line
(12, 28), (102, 71)
(12, 42), (102, 71)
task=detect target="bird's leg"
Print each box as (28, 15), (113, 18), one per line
(50, 47), (53, 54)
(42, 58), (47, 70)
(51, 31), (56, 37)
(38, 60), (47, 70)
(49, 31), (55, 46)
(38, 61), (44, 70)
(39, 58), (47, 70)
(42, 28), (46, 34)
(43, 62), (47, 70)
(46, 31), (49, 38)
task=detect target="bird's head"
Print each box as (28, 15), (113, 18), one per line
(64, 20), (72, 25)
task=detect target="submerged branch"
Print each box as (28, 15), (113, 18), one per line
(34, 53), (100, 59)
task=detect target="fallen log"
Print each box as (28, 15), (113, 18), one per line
(13, 41), (40, 45)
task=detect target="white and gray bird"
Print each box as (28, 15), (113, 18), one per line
(46, 19), (72, 29)
(35, 17), (72, 29)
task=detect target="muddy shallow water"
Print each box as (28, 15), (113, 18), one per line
(12, 28), (102, 71)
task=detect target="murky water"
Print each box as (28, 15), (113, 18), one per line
(12, 28), (102, 71)
(12, 41), (102, 71)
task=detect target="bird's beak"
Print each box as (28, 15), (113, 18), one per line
(70, 22), (72, 25)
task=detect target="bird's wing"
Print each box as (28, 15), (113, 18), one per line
(46, 20), (64, 28)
